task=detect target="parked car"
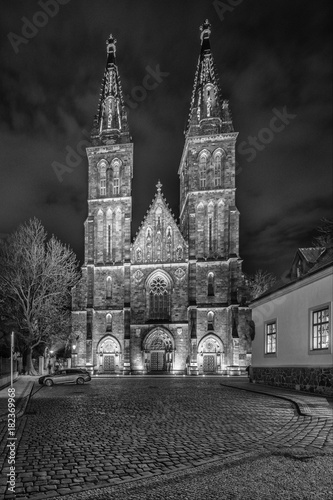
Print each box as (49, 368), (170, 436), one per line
(39, 368), (91, 386)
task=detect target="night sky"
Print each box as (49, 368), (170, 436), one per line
(1, 0), (332, 277)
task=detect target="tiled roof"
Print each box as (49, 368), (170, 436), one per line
(298, 247), (326, 263)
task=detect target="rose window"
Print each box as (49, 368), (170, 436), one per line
(149, 276), (170, 320)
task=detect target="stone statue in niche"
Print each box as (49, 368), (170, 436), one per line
(176, 246), (183, 260)
(146, 241), (152, 261)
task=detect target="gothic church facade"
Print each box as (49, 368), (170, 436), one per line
(72, 21), (252, 375)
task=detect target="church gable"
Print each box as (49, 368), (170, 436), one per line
(132, 182), (187, 264)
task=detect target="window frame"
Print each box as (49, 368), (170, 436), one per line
(208, 272), (215, 297)
(199, 154), (207, 189)
(100, 178), (106, 196)
(309, 303), (331, 353)
(214, 154), (222, 187)
(264, 319), (277, 356)
(106, 313), (112, 332)
(113, 177), (119, 195)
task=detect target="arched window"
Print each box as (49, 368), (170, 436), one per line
(208, 272), (215, 296)
(111, 158), (121, 195)
(106, 313), (112, 332)
(106, 209), (112, 260)
(199, 154), (207, 188)
(114, 209), (122, 262)
(207, 311), (215, 330)
(113, 167), (119, 195)
(96, 210), (104, 262)
(214, 154), (222, 187)
(99, 163), (106, 196)
(149, 275), (170, 320)
(106, 276), (112, 299)
(208, 202), (215, 254)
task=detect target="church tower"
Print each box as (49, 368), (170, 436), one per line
(72, 24), (252, 376)
(72, 35), (133, 374)
(178, 20), (251, 374)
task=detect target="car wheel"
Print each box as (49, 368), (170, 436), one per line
(45, 379), (53, 387)
(76, 377), (85, 385)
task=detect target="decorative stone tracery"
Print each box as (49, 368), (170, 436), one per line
(142, 328), (175, 373)
(97, 335), (122, 373)
(198, 334), (224, 374)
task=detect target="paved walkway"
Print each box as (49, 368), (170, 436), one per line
(0, 376), (332, 499)
(0, 376), (37, 421)
(220, 379), (333, 419)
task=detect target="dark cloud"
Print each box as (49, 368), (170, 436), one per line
(0, 0), (332, 278)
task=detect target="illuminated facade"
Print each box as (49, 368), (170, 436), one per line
(72, 21), (253, 375)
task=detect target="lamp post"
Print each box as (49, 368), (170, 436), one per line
(72, 343), (76, 367)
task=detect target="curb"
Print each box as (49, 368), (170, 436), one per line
(219, 382), (331, 418)
(0, 381), (36, 422)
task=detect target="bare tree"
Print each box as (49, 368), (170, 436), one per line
(245, 269), (277, 300)
(0, 218), (80, 374)
(312, 218), (333, 248)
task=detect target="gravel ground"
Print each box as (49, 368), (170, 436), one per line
(62, 448), (333, 500)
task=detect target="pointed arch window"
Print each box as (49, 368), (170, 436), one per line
(97, 210), (104, 262)
(214, 154), (222, 187)
(148, 275), (170, 320)
(106, 208), (112, 260)
(106, 276), (112, 299)
(208, 272), (215, 296)
(111, 158), (121, 195)
(207, 311), (215, 330)
(199, 154), (207, 188)
(99, 163), (106, 196)
(106, 313), (112, 332)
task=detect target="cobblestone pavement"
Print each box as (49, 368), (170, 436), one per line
(0, 377), (332, 499)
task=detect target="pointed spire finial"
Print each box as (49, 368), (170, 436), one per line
(156, 180), (162, 194)
(106, 34), (117, 55)
(200, 19), (211, 43)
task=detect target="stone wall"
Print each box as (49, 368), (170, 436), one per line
(253, 366), (333, 395)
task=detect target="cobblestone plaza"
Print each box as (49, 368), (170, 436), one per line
(1, 377), (332, 499)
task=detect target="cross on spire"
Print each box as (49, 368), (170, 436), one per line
(200, 19), (211, 43)
(156, 180), (162, 194)
(106, 34), (117, 55)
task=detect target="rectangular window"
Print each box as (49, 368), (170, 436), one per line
(265, 321), (276, 354)
(312, 307), (329, 350)
(113, 178), (119, 195)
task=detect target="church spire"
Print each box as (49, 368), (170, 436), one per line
(186, 20), (233, 137)
(91, 34), (130, 145)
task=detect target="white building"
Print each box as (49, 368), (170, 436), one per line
(250, 248), (333, 394)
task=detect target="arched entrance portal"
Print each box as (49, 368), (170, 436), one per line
(97, 336), (122, 373)
(143, 328), (174, 373)
(197, 335), (224, 374)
